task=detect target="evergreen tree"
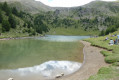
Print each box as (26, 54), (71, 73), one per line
(2, 2), (11, 16)
(12, 7), (18, 16)
(0, 9), (3, 23)
(0, 3), (2, 9)
(34, 15), (49, 34)
(8, 14), (16, 28)
(23, 23), (27, 27)
(27, 21), (32, 28)
(2, 20), (11, 32)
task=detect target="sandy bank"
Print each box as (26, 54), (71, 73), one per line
(55, 41), (109, 80)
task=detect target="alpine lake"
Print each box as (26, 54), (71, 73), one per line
(0, 35), (90, 80)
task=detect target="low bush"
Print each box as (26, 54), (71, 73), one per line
(85, 30), (119, 80)
(88, 67), (119, 80)
(98, 67), (114, 74)
(100, 50), (112, 57)
(112, 62), (119, 66)
(105, 54), (119, 63)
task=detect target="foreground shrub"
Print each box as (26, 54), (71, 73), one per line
(88, 67), (119, 80)
(112, 62), (119, 66)
(100, 51), (112, 57)
(105, 54), (119, 63)
(98, 67), (114, 74)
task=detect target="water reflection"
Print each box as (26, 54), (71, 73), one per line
(0, 35), (89, 79)
(0, 61), (82, 79)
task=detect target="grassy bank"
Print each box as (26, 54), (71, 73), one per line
(0, 27), (99, 39)
(46, 27), (99, 36)
(85, 31), (119, 80)
(0, 26), (42, 39)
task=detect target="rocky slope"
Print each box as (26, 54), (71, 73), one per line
(0, 0), (53, 13)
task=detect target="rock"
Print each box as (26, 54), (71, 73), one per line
(55, 73), (64, 78)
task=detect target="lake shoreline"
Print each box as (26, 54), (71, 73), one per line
(57, 41), (109, 80)
(0, 35), (90, 41)
(0, 37), (35, 41)
(0, 39), (108, 80)
(0, 34), (45, 41)
(0, 36), (86, 80)
(0, 36), (99, 80)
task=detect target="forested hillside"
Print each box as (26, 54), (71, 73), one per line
(0, 0), (119, 37)
(0, 2), (50, 38)
(51, 1), (119, 35)
(0, 0), (53, 13)
(33, 1), (119, 35)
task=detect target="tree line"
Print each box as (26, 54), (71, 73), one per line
(0, 2), (50, 35)
(0, 2), (16, 32)
(0, 2), (119, 36)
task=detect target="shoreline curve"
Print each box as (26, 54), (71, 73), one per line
(0, 40), (109, 80)
(54, 40), (109, 80)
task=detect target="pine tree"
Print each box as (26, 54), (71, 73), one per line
(0, 3), (2, 9)
(8, 14), (16, 28)
(0, 9), (3, 23)
(2, 20), (11, 32)
(12, 7), (18, 16)
(2, 2), (11, 16)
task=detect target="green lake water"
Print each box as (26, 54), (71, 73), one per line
(0, 35), (89, 79)
(0, 38), (84, 69)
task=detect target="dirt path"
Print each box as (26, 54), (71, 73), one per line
(55, 41), (109, 80)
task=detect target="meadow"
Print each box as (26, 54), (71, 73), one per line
(85, 31), (119, 80)
(46, 27), (99, 36)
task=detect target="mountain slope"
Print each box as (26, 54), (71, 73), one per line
(56, 1), (119, 31)
(1, 0), (119, 36)
(0, 0), (53, 14)
(55, 1), (119, 17)
(0, 2), (50, 38)
(84, 1), (119, 15)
